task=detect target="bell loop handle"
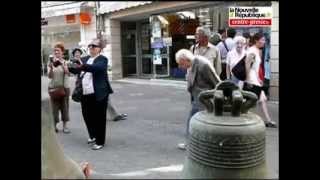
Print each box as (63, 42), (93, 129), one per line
(198, 81), (258, 116)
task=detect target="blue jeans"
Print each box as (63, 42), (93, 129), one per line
(231, 75), (240, 85)
(186, 101), (200, 138)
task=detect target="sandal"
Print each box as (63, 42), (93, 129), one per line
(265, 121), (277, 128)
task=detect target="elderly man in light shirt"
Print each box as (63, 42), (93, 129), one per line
(190, 26), (222, 76)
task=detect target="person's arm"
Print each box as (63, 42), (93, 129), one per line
(226, 65), (231, 80)
(189, 45), (194, 52)
(203, 64), (221, 88)
(68, 58), (83, 75)
(81, 57), (108, 73)
(245, 53), (255, 81)
(47, 63), (53, 79)
(62, 61), (70, 76)
(226, 53), (231, 79)
(214, 48), (222, 76)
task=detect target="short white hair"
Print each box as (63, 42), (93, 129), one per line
(175, 49), (195, 63)
(233, 36), (246, 44)
(196, 26), (211, 38)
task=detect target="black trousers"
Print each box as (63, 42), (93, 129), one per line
(220, 63), (227, 81)
(81, 94), (108, 146)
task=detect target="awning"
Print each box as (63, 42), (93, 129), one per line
(42, 2), (94, 18)
(99, 1), (152, 14)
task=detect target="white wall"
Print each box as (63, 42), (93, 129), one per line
(104, 18), (122, 80)
(80, 11), (97, 48)
(270, 1), (279, 100)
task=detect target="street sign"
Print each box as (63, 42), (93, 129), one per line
(229, 7), (272, 27)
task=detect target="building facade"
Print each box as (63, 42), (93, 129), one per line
(41, 1), (97, 73)
(98, 1), (279, 100)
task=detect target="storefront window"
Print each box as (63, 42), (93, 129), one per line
(120, 2), (272, 79)
(147, 4), (271, 79)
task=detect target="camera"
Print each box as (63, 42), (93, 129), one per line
(71, 59), (81, 65)
(53, 60), (62, 67)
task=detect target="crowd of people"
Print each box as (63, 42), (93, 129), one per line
(46, 26), (276, 152)
(177, 26), (276, 150)
(47, 39), (127, 150)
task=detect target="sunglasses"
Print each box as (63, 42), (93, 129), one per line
(88, 44), (99, 48)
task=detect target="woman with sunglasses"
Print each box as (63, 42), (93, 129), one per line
(69, 38), (113, 150)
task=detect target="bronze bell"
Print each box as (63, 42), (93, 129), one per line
(42, 98), (85, 179)
(182, 80), (268, 179)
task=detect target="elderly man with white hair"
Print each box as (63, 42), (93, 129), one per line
(176, 49), (221, 150)
(226, 35), (247, 85)
(190, 26), (222, 76)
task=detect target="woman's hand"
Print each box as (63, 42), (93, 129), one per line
(48, 62), (53, 69)
(48, 62), (54, 78)
(75, 59), (83, 65)
(62, 61), (70, 75)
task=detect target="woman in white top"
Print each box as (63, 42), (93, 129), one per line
(243, 33), (276, 128)
(226, 36), (246, 85)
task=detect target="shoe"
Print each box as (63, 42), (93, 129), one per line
(265, 121), (277, 128)
(87, 138), (96, 144)
(63, 127), (71, 134)
(121, 113), (128, 118)
(55, 125), (59, 133)
(55, 123), (59, 133)
(178, 143), (187, 150)
(113, 114), (127, 121)
(92, 144), (104, 150)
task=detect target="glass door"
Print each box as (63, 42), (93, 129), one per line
(150, 15), (171, 78)
(139, 21), (153, 77)
(121, 22), (138, 77)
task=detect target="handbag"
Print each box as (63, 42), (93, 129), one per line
(72, 72), (87, 102)
(49, 87), (66, 100)
(231, 55), (246, 81)
(48, 67), (66, 100)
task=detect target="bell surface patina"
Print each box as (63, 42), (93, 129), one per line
(182, 80), (267, 179)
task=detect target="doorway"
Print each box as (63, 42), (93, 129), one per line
(121, 20), (171, 78)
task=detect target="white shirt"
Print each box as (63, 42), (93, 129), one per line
(217, 37), (235, 62)
(82, 55), (98, 95)
(226, 48), (246, 75)
(245, 46), (262, 87)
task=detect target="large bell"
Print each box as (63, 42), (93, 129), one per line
(42, 98), (85, 179)
(182, 81), (268, 179)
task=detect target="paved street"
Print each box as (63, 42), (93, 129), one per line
(42, 76), (278, 179)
